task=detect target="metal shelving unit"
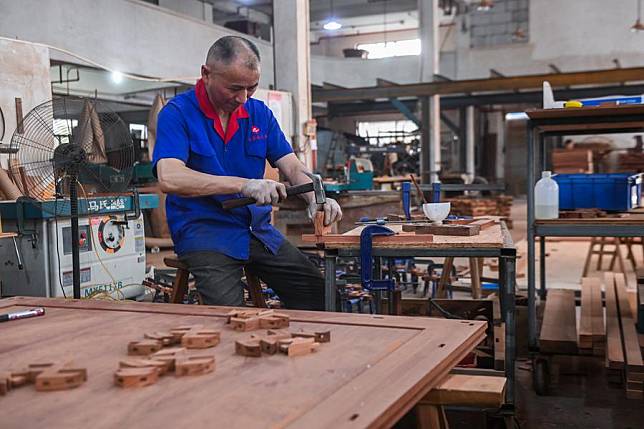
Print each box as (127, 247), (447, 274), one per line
(525, 105), (644, 350)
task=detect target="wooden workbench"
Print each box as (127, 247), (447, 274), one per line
(0, 297), (486, 429)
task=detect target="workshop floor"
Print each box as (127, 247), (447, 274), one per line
(399, 198), (644, 429)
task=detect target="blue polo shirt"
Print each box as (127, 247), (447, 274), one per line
(152, 79), (293, 260)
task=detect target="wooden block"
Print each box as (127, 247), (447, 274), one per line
(119, 358), (169, 376)
(32, 363), (87, 392)
(286, 337), (320, 357)
(258, 337), (279, 355)
(114, 367), (159, 388)
(421, 374), (506, 407)
(402, 223), (480, 236)
(314, 211), (332, 236)
(259, 316), (289, 329)
(579, 278), (594, 351)
(128, 339), (163, 356)
(235, 339), (262, 357)
(292, 330), (331, 343)
(180, 327), (221, 349)
(0, 372), (10, 395)
(615, 274), (644, 377)
(144, 331), (177, 346)
(175, 356), (215, 376)
(231, 317), (261, 332)
(150, 347), (187, 371)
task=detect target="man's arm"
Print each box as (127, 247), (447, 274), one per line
(275, 153), (342, 225)
(156, 158), (247, 197)
(157, 158), (286, 204)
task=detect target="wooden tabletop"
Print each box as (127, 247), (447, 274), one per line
(307, 220), (509, 250)
(0, 297), (486, 429)
(535, 212), (644, 225)
(526, 104), (644, 120)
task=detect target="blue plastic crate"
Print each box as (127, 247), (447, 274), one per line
(552, 173), (643, 212)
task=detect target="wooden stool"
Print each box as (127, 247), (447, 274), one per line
(582, 237), (626, 277)
(163, 256), (267, 307)
(435, 258), (484, 299)
(415, 374), (507, 429)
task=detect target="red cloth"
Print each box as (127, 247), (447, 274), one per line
(195, 78), (249, 143)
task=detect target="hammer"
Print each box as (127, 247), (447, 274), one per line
(221, 172), (326, 210)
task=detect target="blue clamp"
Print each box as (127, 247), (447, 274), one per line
(432, 182), (441, 203)
(401, 182), (411, 220)
(360, 225), (395, 291)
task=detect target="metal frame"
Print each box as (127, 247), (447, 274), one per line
(322, 224), (517, 409)
(525, 106), (644, 350)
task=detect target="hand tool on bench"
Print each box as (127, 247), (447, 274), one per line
(402, 181), (412, 220)
(0, 307), (45, 323)
(221, 172), (325, 210)
(431, 182), (441, 203)
(359, 225), (400, 315)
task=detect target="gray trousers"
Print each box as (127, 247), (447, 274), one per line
(180, 237), (324, 310)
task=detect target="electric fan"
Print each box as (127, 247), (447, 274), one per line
(9, 96), (136, 299)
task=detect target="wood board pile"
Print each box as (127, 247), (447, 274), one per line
(445, 196), (513, 218)
(604, 272), (644, 399)
(616, 152), (644, 173)
(578, 277), (606, 356)
(552, 148), (593, 173)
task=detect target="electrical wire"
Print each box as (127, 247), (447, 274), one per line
(0, 36), (198, 84)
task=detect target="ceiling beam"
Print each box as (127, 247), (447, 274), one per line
(312, 66), (644, 102)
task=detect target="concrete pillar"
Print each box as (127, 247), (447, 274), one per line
(272, 0), (313, 169)
(465, 105), (475, 182)
(419, 0), (441, 183)
(494, 111), (505, 181)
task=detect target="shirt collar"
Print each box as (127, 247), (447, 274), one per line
(195, 78), (249, 143)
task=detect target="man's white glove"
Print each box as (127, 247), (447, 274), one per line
(241, 179), (287, 206)
(308, 197), (343, 226)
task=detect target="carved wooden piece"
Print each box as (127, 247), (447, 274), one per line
(179, 327), (221, 349)
(128, 339), (163, 356)
(235, 339), (262, 357)
(114, 367), (159, 388)
(119, 358), (169, 375)
(150, 347), (188, 371)
(285, 337), (320, 357)
(29, 362), (87, 392)
(292, 330), (331, 343)
(144, 331), (177, 346)
(175, 356), (215, 376)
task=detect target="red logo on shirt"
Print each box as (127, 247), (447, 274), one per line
(251, 126), (261, 133)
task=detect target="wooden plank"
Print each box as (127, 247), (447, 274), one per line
(590, 276), (606, 352)
(540, 289), (578, 354)
(615, 273), (644, 379)
(421, 374), (506, 407)
(0, 297), (486, 429)
(401, 223), (480, 236)
(604, 273), (625, 370)
(579, 278), (594, 352)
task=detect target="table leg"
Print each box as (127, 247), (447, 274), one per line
(539, 236), (547, 300)
(499, 252), (516, 408)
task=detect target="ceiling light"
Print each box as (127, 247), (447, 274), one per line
(477, 0), (494, 11)
(111, 70), (124, 84)
(323, 20), (342, 31)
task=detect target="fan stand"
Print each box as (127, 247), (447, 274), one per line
(53, 143), (87, 300)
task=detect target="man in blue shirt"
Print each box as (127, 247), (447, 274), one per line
(153, 36), (341, 310)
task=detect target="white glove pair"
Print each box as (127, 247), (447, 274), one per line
(307, 198), (342, 226)
(240, 179), (286, 206)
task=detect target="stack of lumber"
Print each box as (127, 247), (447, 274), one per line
(552, 148), (593, 173)
(446, 196), (513, 218)
(578, 277), (606, 356)
(539, 289), (578, 354)
(616, 152), (644, 173)
(604, 272), (644, 399)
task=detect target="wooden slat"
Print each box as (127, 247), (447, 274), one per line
(579, 278), (594, 352)
(421, 374), (506, 407)
(590, 276), (606, 355)
(540, 289), (578, 354)
(604, 273), (625, 370)
(615, 273), (644, 380)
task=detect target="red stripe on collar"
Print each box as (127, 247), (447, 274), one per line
(195, 78), (249, 143)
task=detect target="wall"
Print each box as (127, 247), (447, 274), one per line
(0, 0), (274, 88)
(454, 0), (644, 79)
(0, 39), (52, 166)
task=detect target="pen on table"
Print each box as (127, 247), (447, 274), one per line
(0, 307), (46, 323)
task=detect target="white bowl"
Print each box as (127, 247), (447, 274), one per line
(422, 202), (451, 224)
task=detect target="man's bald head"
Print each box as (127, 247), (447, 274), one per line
(205, 36), (260, 70)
